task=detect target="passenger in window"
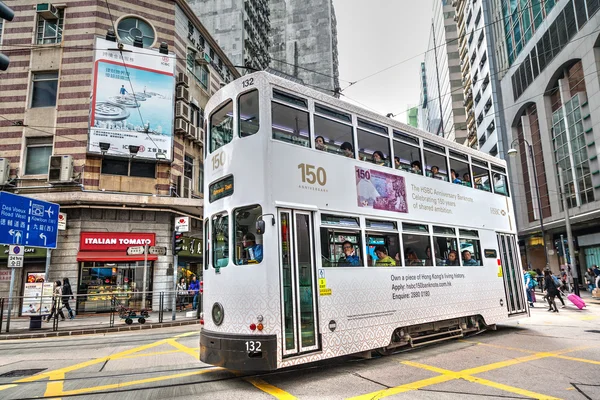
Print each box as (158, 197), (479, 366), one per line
(429, 165), (440, 178)
(374, 246), (396, 266)
(405, 249), (422, 266)
(394, 157), (401, 169)
(338, 240), (361, 266)
(241, 233), (263, 264)
(373, 151), (386, 166)
(315, 135), (327, 151)
(446, 250), (460, 266)
(451, 169), (462, 184)
(341, 142), (354, 158)
(463, 173), (472, 187)
(411, 161), (422, 174)
(425, 246), (442, 265)
(461, 250), (479, 266)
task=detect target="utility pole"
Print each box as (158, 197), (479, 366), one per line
(558, 167), (580, 296)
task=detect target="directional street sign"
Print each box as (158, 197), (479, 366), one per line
(126, 246), (145, 255)
(148, 246), (167, 256)
(0, 192), (59, 248)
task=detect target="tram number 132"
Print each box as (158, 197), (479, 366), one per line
(245, 340), (262, 352)
(298, 163), (327, 186)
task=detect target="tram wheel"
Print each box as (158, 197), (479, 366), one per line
(139, 317), (146, 324)
(375, 347), (395, 356)
(125, 318), (133, 325)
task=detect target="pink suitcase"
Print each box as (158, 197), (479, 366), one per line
(567, 293), (586, 310)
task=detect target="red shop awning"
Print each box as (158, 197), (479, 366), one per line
(76, 251), (158, 262)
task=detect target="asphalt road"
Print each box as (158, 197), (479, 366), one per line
(0, 299), (599, 400)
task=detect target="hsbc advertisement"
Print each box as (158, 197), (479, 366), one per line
(88, 38), (176, 160)
(80, 232), (156, 251)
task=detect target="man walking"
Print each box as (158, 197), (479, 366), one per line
(189, 275), (200, 311)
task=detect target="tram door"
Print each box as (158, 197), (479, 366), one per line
(278, 209), (320, 356)
(497, 233), (528, 315)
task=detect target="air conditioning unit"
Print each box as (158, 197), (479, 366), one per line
(175, 118), (189, 134)
(48, 155), (73, 183)
(177, 72), (190, 87)
(189, 124), (198, 141)
(0, 158), (10, 185)
(36, 3), (59, 20)
(175, 101), (190, 121)
(176, 85), (190, 102)
(197, 128), (205, 144)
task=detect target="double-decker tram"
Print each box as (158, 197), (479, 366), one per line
(200, 71), (527, 371)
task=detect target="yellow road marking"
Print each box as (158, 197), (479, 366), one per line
(347, 374), (455, 400)
(245, 378), (298, 400)
(555, 355), (600, 365)
(44, 372), (64, 398)
(459, 340), (535, 354)
(462, 375), (561, 400)
(116, 350), (182, 360)
(167, 339), (199, 359)
(580, 316), (598, 321)
(0, 384), (18, 392)
(173, 331), (198, 338)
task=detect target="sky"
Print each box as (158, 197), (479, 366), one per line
(334, 0), (433, 123)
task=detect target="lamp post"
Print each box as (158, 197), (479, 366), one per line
(507, 138), (549, 270)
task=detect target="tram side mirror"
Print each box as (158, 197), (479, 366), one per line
(256, 219), (265, 235)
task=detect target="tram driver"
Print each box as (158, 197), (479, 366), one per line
(338, 241), (361, 266)
(241, 233), (263, 264)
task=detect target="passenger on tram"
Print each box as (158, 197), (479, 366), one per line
(338, 240), (361, 266)
(341, 142), (354, 158)
(446, 250), (460, 266)
(241, 232), (263, 264)
(315, 135), (327, 151)
(461, 250), (479, 266)
(373, 151), (386, 166)
(411, 161), (422, 174)
(425, 246), (441, 265)
(374, 245), (396, 266)
(463, 173), (472, 187)
(428, 165), (440, 179)
(405, 249), (422, 266)
(394, 157), (401, 169)
(451, 169), (462, 184)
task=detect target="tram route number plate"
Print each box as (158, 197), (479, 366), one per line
(245, 341), (262, 353)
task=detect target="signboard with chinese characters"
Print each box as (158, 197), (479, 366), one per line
(0, 192), (59, 248)
(58, 212), (67, 231)
(88, 38), (176, 161)
(175, 216), (189, 232)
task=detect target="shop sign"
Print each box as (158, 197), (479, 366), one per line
(0, 268), (10, 281)
(58, 212), (67, 231)
(0, 245), (47, 259)
(80, 232), (156, 251)
(175, 216), (189, 233)
(178, 237), (203, 259)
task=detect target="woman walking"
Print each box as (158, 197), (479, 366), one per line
(544, 270), (560, 313)
(176, 277), (187, 312)
(46, 280), (66, 322)
(62, 278), (75, 319)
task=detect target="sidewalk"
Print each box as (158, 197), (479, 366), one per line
(532, 286), (600, 304)
(0, 310), (201, 340)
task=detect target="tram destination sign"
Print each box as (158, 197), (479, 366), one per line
(209, 175), (234, 203)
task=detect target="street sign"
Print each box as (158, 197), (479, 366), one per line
(175, 216), (189, 232)
(126, 246), (145, 255)
(58, 212), (67, 231)
(0, 192), (59, 248)
(148, 246), (167, 255)
(8, 244), (23, 268)
(9, 244), (22, 256)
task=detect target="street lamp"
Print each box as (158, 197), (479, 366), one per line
(507, 138), (549, 270)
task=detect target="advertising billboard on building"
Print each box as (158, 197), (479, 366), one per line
(89, 38), (176, 160)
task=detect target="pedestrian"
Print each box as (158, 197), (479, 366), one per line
(176, 277), (187, 312)
(544, 270), (560, 313)
(551, 273), (567, 308)
(61, 277), (75, 319)
(535, 268), (544, 291)
(188, 276), (200, 311)
(46, 280), (66, 322)
(593, 265), (600, 288)
(585, 268), (595, 292)
(523, 269), (537, 307)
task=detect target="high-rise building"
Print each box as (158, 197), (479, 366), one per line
(269, 0), (340, 95)
(420, 0), (467, 143)
(187, 0), (271, 72)
(499, 0), (600, 275)
(406, 107), (419, 128)
(418, 62), (429, 130)
(455, 0), (477, 149)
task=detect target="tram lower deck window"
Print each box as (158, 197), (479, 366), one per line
(366, 232), (400, 267)
(234, 205), (263, 265)
(459, 229), (481, 266)
(320, 228), (363, 267)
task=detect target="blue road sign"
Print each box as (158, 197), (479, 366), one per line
(0, 192), (59, 248)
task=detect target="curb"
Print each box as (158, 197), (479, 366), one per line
(0, 319), (200, 340)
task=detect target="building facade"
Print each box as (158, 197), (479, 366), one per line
(187, 0), (271, 72)
(499, 0), (600, 276)
(421, 0), (467, 143)
(455, 0), (477, 149)
(269, 0), (340, 95)
(0, 0), (240, 313)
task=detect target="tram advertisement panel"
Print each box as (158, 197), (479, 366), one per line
(356, 167), (408, 213)
(88, 38), (176, 160)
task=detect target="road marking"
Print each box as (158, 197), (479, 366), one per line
(554, 355), (600, 365)
(462, 375), (561, 400)
(245, 378), (298, 400)
(0, 384), (17, 392)
(43, 372), (64, 398)
(580, 316), (598, 321)
(167, 339), (199, 359)
(116, 350), (182, 360)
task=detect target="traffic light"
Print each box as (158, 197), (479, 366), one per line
(173, 232), (184, 255)
(0, 2), (15, 71)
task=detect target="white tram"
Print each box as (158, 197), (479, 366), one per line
(200, 72), (527, 371)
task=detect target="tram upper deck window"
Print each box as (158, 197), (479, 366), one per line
(491, 165), (509, 196)
(238, 90), (259, 137)
(393, 131), (422, 174)
(314, 115), (354, 157)
(402, 223), (431, 266)
(423, 141), (448, 182)
(357, 128), (391, 167)
(432, 226), (459, 266)
(272, 102), (310, 147)
(472, 158), (491, 192)
(234, 205), (263, 265)
(459, 229), (481, 266)
(212, 214), (229, 268)
(449, 150), (470, 185)
(210, 100), (233, 153)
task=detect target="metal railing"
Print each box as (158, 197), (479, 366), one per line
(0, 290), (202, 334)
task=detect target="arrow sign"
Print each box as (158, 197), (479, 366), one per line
(39, 233), (47, 246)
(127, 246), (145, 255)
(148, 246), (167, 256)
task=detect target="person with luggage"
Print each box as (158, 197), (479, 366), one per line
(46, 280), (66, 322)
(61, 277), (75, 319)
(543, 270), (560, 312)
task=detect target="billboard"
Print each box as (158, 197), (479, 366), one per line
(356, 167), (408, 213)
(89, 38), (176, 160)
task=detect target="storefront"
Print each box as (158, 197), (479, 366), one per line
(177, 236), (203, 282)
(76, 232), (157, 313)
(0, 246), (48, 314)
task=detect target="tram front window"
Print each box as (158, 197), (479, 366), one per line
(234, 205), (263, 265)
(212, 214), (229, 268)
(210, 100), (233, 153)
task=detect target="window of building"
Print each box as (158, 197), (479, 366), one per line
(129, 161), (156, 178)
(24, 137), (52, 175)
(212, 213), (229, 268)
(190, 104), (202, 127)
(402, 223), (431, 267)
(0, 20), (3, 45)
(101, 158), (129, 175)
(320, 215), (362, 267)
(314, 115), (354, 158)
(36, 8), (64, 44)
(357, 129), (391, 167)
(101, 158), (156, 177)
(31, 72), (59, 108)
(209, 100), (233, 153)
(184, 154), (194, 180)
(238, 90), (260, 137)
(432, 226), (459, 266)
(459, 229), (481, 266)
(198, 163), (204, 195)
(234, 205), (263, 265)
(186, 49), (209, 89)
(116, 16), (155, 47)
(271, 102), (310, 147)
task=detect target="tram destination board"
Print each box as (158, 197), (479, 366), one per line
(209, 175), (234, 203)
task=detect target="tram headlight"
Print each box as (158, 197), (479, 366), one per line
(211, 302), (224, 326)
